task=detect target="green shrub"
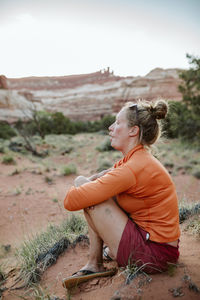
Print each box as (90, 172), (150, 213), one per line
(0, 122), (16, 140)
(44, 176), (53, 184)
(101, 115), (115, 129)
(52, 198), (58, 203)
(0, 146), (5, 153)
(162, 54), (200, 144)
(193, 170), (200, 179)
(61, 163), (77, 176)
(96, 137), (114, 152)
(2, 155), (16, 165)
(97, 159), (112, 172)
(14, 112), (115, 137)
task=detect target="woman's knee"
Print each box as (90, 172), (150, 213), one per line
(85, 198), (124, 221)
(84, 197), (116, 213)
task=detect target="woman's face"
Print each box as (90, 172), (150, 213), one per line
(109, 109), (130, 152)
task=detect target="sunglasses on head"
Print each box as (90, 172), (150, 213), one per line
(129, 103), (138, 124)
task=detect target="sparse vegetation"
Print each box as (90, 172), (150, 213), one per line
(13, 187), (22, 195)
(16, 214), (87, 287)
(10, 168), (20, 175)
(97, 159), (113, 172)
(27, 284), (59, 300)
(179, 202), (200, 223)
(44, 176), (53, 185)
(155, 139), (200, 179)
(52, 198), (58, 203)
(0, 146), (5, 153)
(124, 260), (152, 285)
(192, 169), (200, 180)
(61, 163), (77, 176)
(96, 136), (114, 152)
(0, 121), (16, 140)
(2, 154), (16, 165)
(186, 216), (200, 237)
(14, 111), (115, 139)
(0, 131), (200, 298)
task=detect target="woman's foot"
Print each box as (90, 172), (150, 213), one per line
(78, 262), (105, 274)
(103, 246), (115, 262)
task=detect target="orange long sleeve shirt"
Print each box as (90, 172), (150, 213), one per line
(64, 144), (180, 243)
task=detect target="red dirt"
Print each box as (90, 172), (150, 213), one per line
(0, 151), (200, 300)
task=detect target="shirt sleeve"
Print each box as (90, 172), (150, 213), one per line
(64, 165), (136, 211)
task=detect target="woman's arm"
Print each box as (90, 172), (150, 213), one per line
(64, 165), (136, 211)
(74, 169), (113, 187)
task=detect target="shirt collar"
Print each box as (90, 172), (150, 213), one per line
(115, 144), (144, 167)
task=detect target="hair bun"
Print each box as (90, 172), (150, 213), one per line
(152, 100), (168, 120)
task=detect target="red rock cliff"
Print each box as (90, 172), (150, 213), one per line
(0, 68), (182, 122)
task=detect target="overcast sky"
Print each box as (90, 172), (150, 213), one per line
(0, 0), (199, 78)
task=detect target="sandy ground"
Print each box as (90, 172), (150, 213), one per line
(0, 144), (200, 300)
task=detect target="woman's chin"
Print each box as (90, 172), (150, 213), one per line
(111, 143), (118, 151)
(110, 141), (115, 148)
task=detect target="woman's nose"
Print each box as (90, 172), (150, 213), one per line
(109, 123), (114, 131)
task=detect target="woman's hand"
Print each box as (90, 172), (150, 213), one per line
(74, 176), (90, 187)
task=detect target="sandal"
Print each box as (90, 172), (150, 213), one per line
(62, 268), (117, 289)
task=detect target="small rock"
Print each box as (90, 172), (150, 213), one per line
(189, 282), (200, 293)
(169, 287), (184, 297)
(3, 244), (11, 252)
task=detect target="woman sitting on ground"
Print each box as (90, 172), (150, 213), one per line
(63, 99), (180, 287)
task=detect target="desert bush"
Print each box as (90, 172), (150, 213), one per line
(97, 159), (113, 172)
(14, 112), (115, 137)
(51, 112), (74, 134)
(186, 217), (200, 237)
(162, 101), (189, 139)
(52, 198), (58, 203)
(179, 203), (200, 223)
(44, 176), (53, 184)
(163, 54), (200, 143)
(192, 169), (200, 179)
(0, 146), (5, 153)
(2, 155), (16, 165)
(0, 121), (16, 140)
(61, 163), (77, 176)
(96, 136), (114, 152)
(101, 115), (115, 130)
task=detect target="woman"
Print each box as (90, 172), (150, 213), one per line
(63, 100), (180, 288)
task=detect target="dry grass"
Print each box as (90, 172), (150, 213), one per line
(15, 214), (87, 287)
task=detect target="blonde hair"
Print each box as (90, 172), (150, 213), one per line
(124, 99), (168, 146)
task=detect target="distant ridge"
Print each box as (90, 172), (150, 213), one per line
(5, 67), (122, 90)
(0, 67), (183, 123)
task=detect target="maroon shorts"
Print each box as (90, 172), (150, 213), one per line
(117, 219), (179, 274)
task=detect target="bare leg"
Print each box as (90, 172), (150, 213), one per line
(79, 198), (128, 272)
(79, 212), (105, 272)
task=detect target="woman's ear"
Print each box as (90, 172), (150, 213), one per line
(129, 126), (140, 137)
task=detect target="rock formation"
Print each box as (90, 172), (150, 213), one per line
(0, 68), (183, 123)
(0, 75), (8, 89)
